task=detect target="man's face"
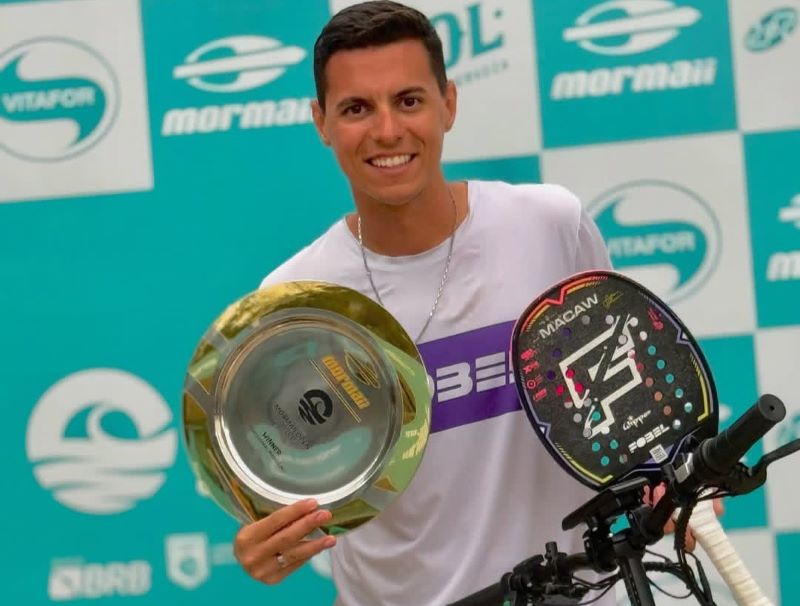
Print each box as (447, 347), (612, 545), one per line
(312, 39), (456, 207)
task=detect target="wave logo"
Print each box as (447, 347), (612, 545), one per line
(0, 37), (118, 161)
(564, 0), (701, 56)
(588, 181), (721, 304)
(174, 35), (306, 93)
(26, 369), (177, 514)
(745, 7), (798, 52)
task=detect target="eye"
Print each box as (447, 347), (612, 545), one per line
(400, 96), (421, 109)
(343, 103), (365, 116)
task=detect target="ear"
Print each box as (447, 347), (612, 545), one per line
(443, 80), (457, 132)
(311, 99), (331, 146)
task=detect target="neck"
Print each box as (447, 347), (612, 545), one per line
(349, 180), (467, 256)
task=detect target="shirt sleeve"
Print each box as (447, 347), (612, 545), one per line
(575, 206), (613, 272)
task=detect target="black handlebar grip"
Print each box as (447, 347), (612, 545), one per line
(697, 394), (785, 477)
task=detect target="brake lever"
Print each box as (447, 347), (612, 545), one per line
(716, 438), (800, 496)
(751, 438), (800, 478)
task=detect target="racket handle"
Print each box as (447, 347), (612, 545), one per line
(684, 499), (773, 606)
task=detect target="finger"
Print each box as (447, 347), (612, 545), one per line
(280, 534), (337, 570)
(663, 518), (676, 535)
(257, 553), (307, 585)
(713, 498), (725, 517)
(684, 527), (696, 552)
(239, 499), (319, 544)
(270, 509), (333, 553)
(247, 509), (333, 565)
(256, 535), (336, 585)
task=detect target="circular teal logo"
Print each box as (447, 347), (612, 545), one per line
(0, 37), (119, 162)
(588, 180), (722, 305)
(745, 7), (798, 52)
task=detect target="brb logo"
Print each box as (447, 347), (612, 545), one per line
(0, 37), (118, 161)
(26, 369), (177, 514)
(49, 558), (151, 601)
(588, 181), (721, 304)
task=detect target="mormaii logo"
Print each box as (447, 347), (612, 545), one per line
(564, 0), (700, 56)
(26, 369), (177, 514)
(0, 37), (118, 161)
(162, 35), (311, 136)
(551, 1), (716, 101)
(767, 193), (800, 282)
(588, 180), (721, 304)
(173, 35), (306, 93)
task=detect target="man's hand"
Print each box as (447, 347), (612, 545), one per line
(644, 484), (724, 552)
(234, 499), (337, 585)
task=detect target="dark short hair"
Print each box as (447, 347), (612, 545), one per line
(313, 0), (448, 110)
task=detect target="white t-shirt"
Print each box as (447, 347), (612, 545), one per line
(260, 180), (614, 606)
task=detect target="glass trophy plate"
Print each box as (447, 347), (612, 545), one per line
(182, 281), (431, 534)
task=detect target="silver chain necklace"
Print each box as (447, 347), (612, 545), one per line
(357, 188), (457, 343)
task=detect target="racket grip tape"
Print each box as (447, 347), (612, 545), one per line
(683, 499), (774, 606)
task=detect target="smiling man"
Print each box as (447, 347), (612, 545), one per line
(232, 2), (613, 605)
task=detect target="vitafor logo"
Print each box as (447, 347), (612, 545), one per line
(26, 369), (177, 514)
(767, 194), (800, 282)
(165, 533), (210, 590)
(48, 558), (150, 601)
(588, 180), (721, 304)
(0, 37), (118, 161)
(552, 1), (716, 100)
(163, 35), (311, 136)
(745, 7), (798, 52)
(430, 3), (507, 87)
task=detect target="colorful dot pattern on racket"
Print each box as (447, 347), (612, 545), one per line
(511, 271), (718, 490)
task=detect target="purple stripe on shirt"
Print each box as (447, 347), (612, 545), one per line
(417, 320), (522, 433)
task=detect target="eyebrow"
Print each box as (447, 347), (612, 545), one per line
(334, 86), (429, 112)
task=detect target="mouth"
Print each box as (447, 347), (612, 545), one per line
(366, 153), (416, 169)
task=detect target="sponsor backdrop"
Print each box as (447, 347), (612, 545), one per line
(1, 0), (798, 604)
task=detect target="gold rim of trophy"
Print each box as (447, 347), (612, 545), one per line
(182, 280), (432, 535)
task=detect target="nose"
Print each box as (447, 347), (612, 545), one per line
(371, 105), (402, 145)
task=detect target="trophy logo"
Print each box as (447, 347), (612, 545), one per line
(298, 389), (333, 425)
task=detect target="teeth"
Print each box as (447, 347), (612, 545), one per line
(370, 154), (412, 168)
